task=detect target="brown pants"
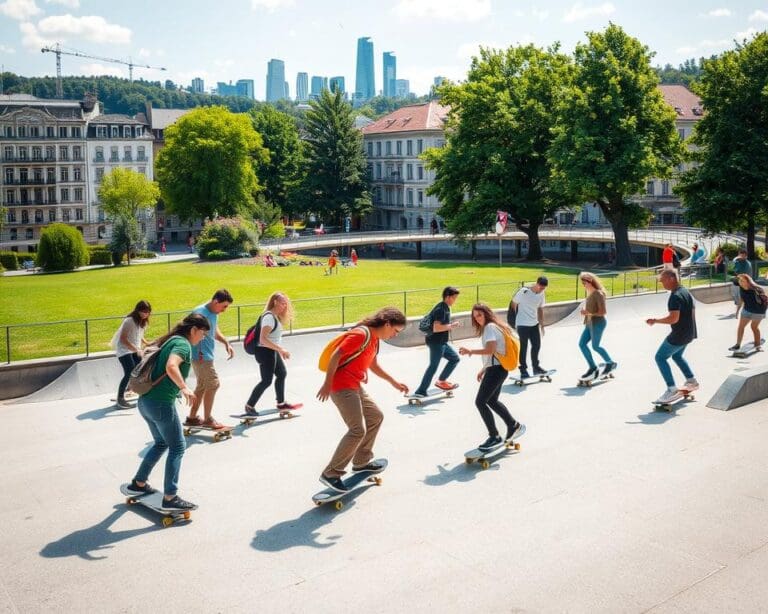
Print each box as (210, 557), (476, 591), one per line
(323, 387), (384, 478)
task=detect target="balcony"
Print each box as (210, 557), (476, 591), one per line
(375, 174), (405, 185)
(3, 178), (57, 186)
(137, 155), (148, 162)
(93, 156), (105, 163)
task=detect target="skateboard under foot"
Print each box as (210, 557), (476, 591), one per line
(512, 369), (556, 386)
(312, 459), (388, 510)
(465, 440), (521, 469)
(231, 406), (301, 425)
(729, 339), (765, 358)
(406, 387), (456, 406)
(182, 424), (234, 441)
(577, 363), (616, 388)
(120, 484), (192, 527)
(653, 389), (695, 412)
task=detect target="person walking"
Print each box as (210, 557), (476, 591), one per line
(316, 307), (409, 492)
(413, 286), (461, 398)
(124, 312), (211, 511)
(731, 249), (752, 317)
(646, 270), (700, 404)
(244, 292), (302, 415)
(113, 300), (152, 409)
(510, 276), (549, 380)
(185, 289), (235, 430)
(662, 242), (675, 272)
(350, 249), (358, 266)
(459, 303), (526, 452)
(577, 273), (617, 380)
(729, 274), (767, 352)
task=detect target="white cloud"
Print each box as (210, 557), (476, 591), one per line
(456, 41), (503, 61)
(0, 44), (16, 53)
(749, 9), (768, 21)
(392, 0), (492, 22)
(19, 21), (54, 51)
(735, 26), (760, 41)
(675, 38), (730, 55)
(563, 2), (615, 22)
(75, 62), (125, 77)
(46, 0), (79, 7)
(37, 14), (132, 44)
(251, 0), (294, 11)
(138, 48), (151, 58)
(0, 0), (41, 20)
(531, 8), (550, 20)
(214, 59), (234, 68)
(702, 8), (731, 17)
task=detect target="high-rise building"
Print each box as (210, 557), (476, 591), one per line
(434, 76), (446, 87)
(395, 79), (410, 98)
(310, 76), (328, 99)
(236, 79), (255, 99)
(383, 52), (397, 98)
(191, 77), (204, 94)
(284, 81), (289, 99)
(266, 59), (287, 102)
(329, 76), (345, 95)
(355, 37), (375, 103)
(216, 81), (238, 96)
(296, 72), (308, 102)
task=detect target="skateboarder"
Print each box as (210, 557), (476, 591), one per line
(244, 291), (302, 415)
(510, 276), (549, 381)
(729, 274), (767, 352)
(646, 270), (700, 404)
(185, 289), (235, 431)
(316, 307), (409, 492)
(459, 303), (525, 453)
(731, 249), (752, 317)
(125, 312), (211, 511)
(577, 272), (616, 380)
(413, 286), (461, 398)
(113, 300), (151, 408)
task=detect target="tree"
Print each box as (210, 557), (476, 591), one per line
(108, 217), (142, 265)
(298, 89), (371, 222)
(155, 106), (268, 222)
(98, 167), (160, 264)
(550, 24), (685, 267)
(36, 223), (89, 271)
(677, 33), (768, 260)
(249, 105), (304, 217)
(424, 44), (573, 259)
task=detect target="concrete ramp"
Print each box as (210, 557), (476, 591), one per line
(707, 365), (768, 411)
(20, 358), (123, 403)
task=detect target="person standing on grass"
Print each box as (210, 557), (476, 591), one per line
(351, 249), (358, 266)
(413, 286), (461, 398)
(510, 276), (549, 380)
(114, 300), (151, 408)
(125, 312), (210, 511)
(184, 289), (235, 430)
(729, 274), (768, 352)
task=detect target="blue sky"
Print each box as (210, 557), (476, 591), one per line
(0, 0), (766, 100)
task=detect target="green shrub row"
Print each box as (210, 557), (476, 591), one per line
(0, 251), (20, 270)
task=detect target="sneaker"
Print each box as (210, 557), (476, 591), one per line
(728, 344), (740, 351)
(124, 391), (139, 400)
(435, 380), (458, 391)
(277, 402), (303, 410)
(125, 479), (157, 495)
(602, 362), (617, 375)
(655, 387), (681, 404)
(412, 391), (428, 398)
(505, 422), (527, 442)
(116, 399), (134, 409)
(161, 495), (198, 511)
(533, 366), (548, 376)
(244, 405), (259, 417)
(319, 474), (349, 493)
(683, 378), (700, 392)
(184, 416), (202, 426)
(352, 460), (385, 473)
(202, 417), (226, 430)
(519, 369), (530, 380)
(580, 366), (598, 380)
(478, 435), (503, 452)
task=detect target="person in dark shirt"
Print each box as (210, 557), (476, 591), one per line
(729, 274), (767, 351)
(413, 286), (461, 397)
(646, 270), (699, 404)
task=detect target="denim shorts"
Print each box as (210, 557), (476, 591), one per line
(741, 310), (765, 321)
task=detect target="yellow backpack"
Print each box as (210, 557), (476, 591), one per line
(493, 324), (520, 371)
(318, 326), (373, 372)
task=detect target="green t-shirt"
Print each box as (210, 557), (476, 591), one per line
(142, 336), (192, 403)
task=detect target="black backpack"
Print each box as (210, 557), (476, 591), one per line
(418, 303), (440, 335)
(243, 312), (268, 355)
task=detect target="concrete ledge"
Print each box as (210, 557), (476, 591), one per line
(690, 283), (732, 304)
(707, 365), (768, 410)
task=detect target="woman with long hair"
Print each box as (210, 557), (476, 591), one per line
(730, 274), (767, 351)
(459, 303), (525, 452)
(113, 300), (152, 408)
(244, 292), (302, 415)
(125, 312), (210, 511)
(316, 307), (409, 493)
(577, 272), (616, 380)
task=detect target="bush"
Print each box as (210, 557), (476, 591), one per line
(0, 251), (20, 270)
(197, 216), (258, 260)
(130, 249), (157, 259)
(205, 249), (231, 260)
(88, 247), (113, 266)
(36, 223), (89, 272)
(262, 220), (285, 240)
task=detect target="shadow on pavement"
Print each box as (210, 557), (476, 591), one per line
(76, 405), (134, 421)
(396, 401), (442, 417)
(625, 408), (680, 425)
(421, 460), (502, 486)
(559, 385), (590, 397)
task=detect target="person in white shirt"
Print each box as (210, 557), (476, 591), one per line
(509, 276), (548, 380)
(113, 300), (151, 408)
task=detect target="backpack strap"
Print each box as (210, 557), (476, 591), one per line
(338, 326), (373, 368)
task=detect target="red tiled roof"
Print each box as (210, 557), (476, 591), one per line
(658, 85), (703, 120)
(361, 101), (450, 135)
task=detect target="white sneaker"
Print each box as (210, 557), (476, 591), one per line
(683, 378), (699, 392)
(655, 387), (680, 404)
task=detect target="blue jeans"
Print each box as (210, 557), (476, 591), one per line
(654, 339), (694, 388)
(415, 342), (459, 395)
(578, 318), (613, 369)
(135, 396), (185, 496)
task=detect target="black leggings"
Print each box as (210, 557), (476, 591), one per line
(475, 365), (516, 437)
(246, 347), (286, 407)
(517, 324), (541, 370)
(117, 353), (140, 400)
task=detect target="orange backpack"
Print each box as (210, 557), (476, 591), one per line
(493, 324), (520, 371)
(318, 326), (373, 372)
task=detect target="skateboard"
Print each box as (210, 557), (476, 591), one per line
(730, 339), (765, 358)
(465, 437), (522, 470)
(120, 483), (192, 527)
(110, 397), (136, 407)
(652, 389), (695, 412)
(312, 458), (388, 511)
(231, 405), (301, 426)
(512, 369), (556, 386)
(577, 363), (615, 388)
(406, 387), (456, 406)
(182, 423), (234, 441)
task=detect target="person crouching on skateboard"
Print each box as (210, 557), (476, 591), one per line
(578, 272), (616, 380)
(125, 313), (210, 511)
(413, 286), (461, 398)
(317, 307), (409, 492)
(459, 303), (525, 453)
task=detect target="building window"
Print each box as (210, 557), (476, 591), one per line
(59, 126), (68, 138)
(21, 210), (29, 223)
(46, 126), (54, 137)
(367, 163), (373, 178)
(60, 168), (69, 182)
(396, 141), (402, 155)
(62, 209), (70, 222)
(30, 126), (39, 137)
(32, 147), (42, 160)
(34, 209), (43, 223)
(72, 126), (81, 138)
(678, 128), (685, 140)
(407, 189), (413, 206)
(33, 169), (42, 183)
(376, 142), (382, 156)
(417, 139), (423, 154)
(75, 208), (83, 221)
(96, 126), (107, 138)
(20, 189), (28, 203)
(136, 127), (142, 137)
(4, 146), (13, 160)
(73, 146), (82, 160)
(9, 228), (16, 239)
(18, 126), (26, 137)
(19, 169), (28, 184)
(418, 190), (424, 205)
(26, 228), (33, 240)
(95, 168), (104, 183)
(5, 169), (13, 183)
(661, 180), (670, 196)
(646, 181), (655, 196)
(407, 140), (413, 156)
(367, 142), (373, 156)
(4, 126), (13, 137)
(6, 191), (15, 205)
(124, 146), (132, 161)
(19, 147), (28, 160)
(123, 126), (131, 138)
(47, 187), (55, 202)
(110, 146), (119, 162)
(59, 146), (68, 161)
(61, 188), (70, 202)
(137, 146), (146, 161)
(45, 146), (55, 160)
(375, 162), (381, 179)
(95, 146), (104, 162)
(386, 141), (392, 155)
(75, 188), (83, 202)
(111, 126), (119, 138)
(406, 164), (413, 180)
(48, 209), (55, 222)
(417, 166), (423, 180)
(74, 167), (82, 181)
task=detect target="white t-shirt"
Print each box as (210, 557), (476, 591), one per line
(257, 312), (283, 347)
(513, 287), (545, 327)
(114, 317), (144, 358)
(481, 322), (505, 368)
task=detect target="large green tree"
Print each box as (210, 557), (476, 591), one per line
(424, 44), (573, 259)
(299, 89), (371, 222)
(676, 33), (768, 260)
(550, 24), (685, 267)
(155, 106), (268, 222)
(98, 167), (160, 264)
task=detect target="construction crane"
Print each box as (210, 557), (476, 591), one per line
(41, 43), (167, 98)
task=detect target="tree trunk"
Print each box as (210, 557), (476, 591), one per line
(125, 238), (131, 265)
(524, 224), (543, 260)
(746, 214), (756, 262)
(601, 205), (633, 267)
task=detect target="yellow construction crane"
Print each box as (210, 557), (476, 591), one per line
(41, 43), (167, 98)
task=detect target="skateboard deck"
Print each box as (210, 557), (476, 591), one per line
(120, 483), (192, 527)
(577, 363), (615, 388)
(406, 387), (456, 406)
(730, 339), (765, 358)
(652, 389), (695, 412)
(465, 433), (524, 469)
(182, 423), (234, 441)
(110, 397), (136, 406)
(231, 406), (301, 425)
(312, 458), (388, 510)
(512, 369), (556, 386)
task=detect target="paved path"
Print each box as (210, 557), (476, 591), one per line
(3, 294), (768, 612)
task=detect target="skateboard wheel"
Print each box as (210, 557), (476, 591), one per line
(372, 477), (382, 485)
(446, 392), (453, 398)
(465, 458), (472, 464)
(315, 501), (322, 507)
(514, 443), (521, 450)
(183, 428), (191, 436)
(335, 501), (344, 511)
(126, 497), (135, 505)
(183, 512), (191, 520)
(481, 460), (490, 469)
(162, 517), (174, 528)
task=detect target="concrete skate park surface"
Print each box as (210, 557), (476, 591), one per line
(4, 291), (768, 612)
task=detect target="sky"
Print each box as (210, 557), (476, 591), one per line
(0, 0), (766, 100)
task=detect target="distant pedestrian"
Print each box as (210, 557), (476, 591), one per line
(662, 242), (675, 272)
(378, 243), (386, 258)
(187, 235), (194, 253)
(113, 300), (151, 408)
(350, 249), (358, 266)
(430, 218), (438, 235)
(160, 237), (167, 256)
